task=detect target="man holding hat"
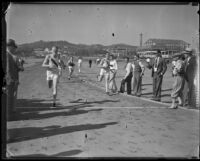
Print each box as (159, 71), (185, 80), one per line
(132, 54), (145, 97)
(182, 47), (197, 107)
(146, 49), (167, 101)
(6, 39), (24, 115)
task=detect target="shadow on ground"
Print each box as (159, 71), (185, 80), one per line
(16, 99), (62, 108)
(8, 122), (118, 143)
(69, 99), (120, 104)
(8, 98), (120, 121)
(8, 106), (102, 122)
(12, 149), (82, 158)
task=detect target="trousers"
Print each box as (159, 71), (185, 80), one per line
(152, 73), (163, 100)
(132, 72), (142, 96)
(6, 82), (18, 114)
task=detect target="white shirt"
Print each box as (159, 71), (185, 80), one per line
(110, 60), (118, 70)
(132, 61), (144, 71)
(78, 59), (82, 64)
(125, 62), (132, 73)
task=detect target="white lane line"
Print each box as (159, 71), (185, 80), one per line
(75, 74), (199, 112)
(84, 106), (168, 109)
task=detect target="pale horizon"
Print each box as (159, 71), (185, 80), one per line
(6, 3), (199, 46)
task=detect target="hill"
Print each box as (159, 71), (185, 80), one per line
(17, 40), (137, 57)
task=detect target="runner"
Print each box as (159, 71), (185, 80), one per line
(77, 56), (82, 73)
(109, 54), (118, 93)
(97, 52), (110, 94)
(67, 56), (75, 80)
(42, 46), (62, 107)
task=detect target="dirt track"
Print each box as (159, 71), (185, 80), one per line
(7, 58), (199, 158)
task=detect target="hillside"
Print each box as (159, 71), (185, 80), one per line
(17, 40), (137, 57)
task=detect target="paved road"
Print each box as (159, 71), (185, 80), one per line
(7, 60), (199, 158)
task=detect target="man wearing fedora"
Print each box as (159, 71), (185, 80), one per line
(146, 49), (167, 101)
(6, 39), (24, 115)
(182, 47), (197, 108)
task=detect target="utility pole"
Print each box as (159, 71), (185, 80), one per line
(140, 33), (143, 47)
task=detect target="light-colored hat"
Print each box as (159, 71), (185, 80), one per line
(182, 47), (192, 54)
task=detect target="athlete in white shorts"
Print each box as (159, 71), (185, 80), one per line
(97, 53), (110, 94)
(42, 46), (62, 107)
(77, 57), (82, 73)
(67, 56), (75, 80)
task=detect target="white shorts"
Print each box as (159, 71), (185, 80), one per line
(46, 70), (59, 81)
(68, 66), (74, 70)
(100, 68), (109, 76)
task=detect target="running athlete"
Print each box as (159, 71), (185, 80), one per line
(42, 46), (62, 107)
(97, 52), (110, 94)
(67, 56), (75, 80)
(77, 56), (82, 73)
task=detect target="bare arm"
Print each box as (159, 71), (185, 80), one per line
(42, 55), (50, 68)
(123, 63), (131, 79)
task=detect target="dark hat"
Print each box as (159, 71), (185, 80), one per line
(134, 54), (140, 58)
(7, 39), (18, 48)
(157, 49), (161, 53)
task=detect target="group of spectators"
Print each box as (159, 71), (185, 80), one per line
(95, 48), (197, 109)
(96, 52), (146, 96)
(170, 47), (197, 109)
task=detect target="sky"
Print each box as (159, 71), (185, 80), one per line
(6, 3), (199, 46)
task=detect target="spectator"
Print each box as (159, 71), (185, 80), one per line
(182, 47), (197, 107)
(6, 39), (24, 114)
(132, 54), (145, 97)
(146, 50), (167, 101)
(119, 57), (133, 95)
(169, 53), (185, 109)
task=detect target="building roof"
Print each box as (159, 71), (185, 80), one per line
(145, 38), (190, 45)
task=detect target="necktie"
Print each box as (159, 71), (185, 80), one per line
(157, 57), (159, 66)
(155, 58), (158, 68)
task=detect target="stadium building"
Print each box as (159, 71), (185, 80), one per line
(136, 38), (190, 58)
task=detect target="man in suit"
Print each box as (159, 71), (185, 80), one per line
(6, 39), (24, 115)
(182, 47), (197, 108)
(146, 50), (167, 101)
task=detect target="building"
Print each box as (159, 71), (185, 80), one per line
(106, 48), (127, 58)
(136, 38), (190, 58)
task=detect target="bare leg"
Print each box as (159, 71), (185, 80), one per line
(98, 74), (104, 82)
(169, 98), (178, 109)
(177, 96), (183, 106)
(52, 75), (58, 106)
(105, 73), (109, 93)
(68, 68), (72, 79)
